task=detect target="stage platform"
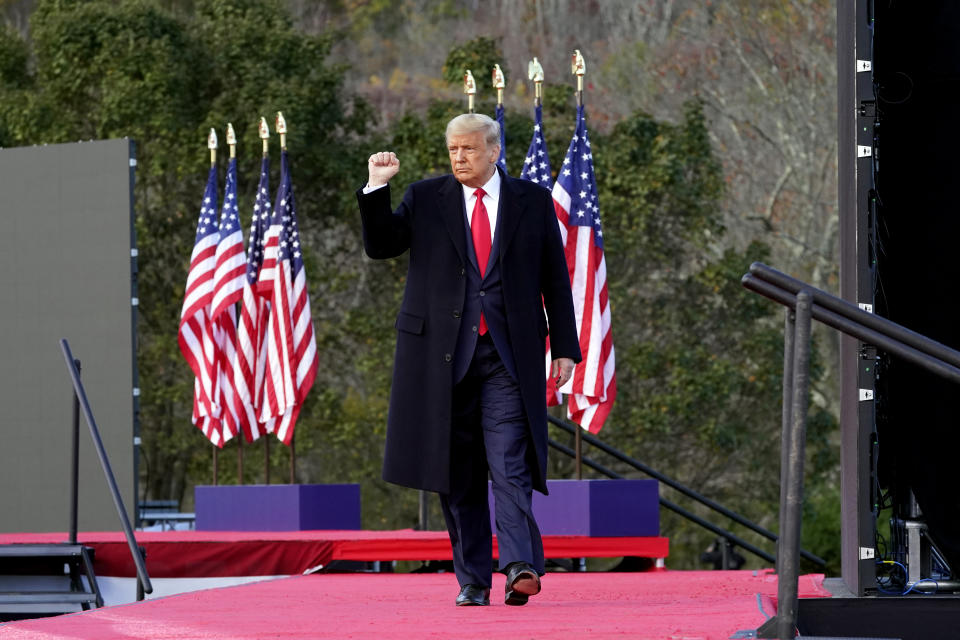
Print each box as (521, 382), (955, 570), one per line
(0, 569), (830, 639)
(0, 530), (669, 578)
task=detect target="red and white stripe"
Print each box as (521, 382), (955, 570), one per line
(234, 279), (270, 441)
(210, 214), (254, 444)
(551, 182), (617, 434)
(179, 231), (223, 445)
(257, 222), (294, 426)
(259, 244), (318, 444)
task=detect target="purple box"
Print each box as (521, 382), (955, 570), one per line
(489, 479), (659, 536)
(195, 484), (361, 531)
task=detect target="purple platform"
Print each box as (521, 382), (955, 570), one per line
(490, 479), (659, 536)
(195, 484), (361, 532)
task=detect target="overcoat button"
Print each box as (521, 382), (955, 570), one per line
(444, 353), (452, 362)
(471, 326), (477, 332)
(459, 268), (465, 276)
(453, 310), (461, 318)
(479, 290), (485, 297)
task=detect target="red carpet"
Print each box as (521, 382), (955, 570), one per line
(0, 531), (668, 577)
(0, 570), (829, 639)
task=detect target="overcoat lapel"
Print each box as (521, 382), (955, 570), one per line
(438, 176), (468, 268)
(497, 172), (524, 259)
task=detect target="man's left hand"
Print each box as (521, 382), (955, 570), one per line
(551, 357), (575, 389)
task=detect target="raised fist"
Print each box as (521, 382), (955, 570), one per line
(368, 151), (400, 187)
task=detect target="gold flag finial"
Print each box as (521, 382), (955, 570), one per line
(207, 127), (218, 166)
(571, 49), (586, 95)
(259, 117), (270, 155)
(226, 123), (237, 159)
(528, 57), (544, 103)
(463, 69), (476, 113)
(276, 111), (287, 150)
(492, 64), (505, 106)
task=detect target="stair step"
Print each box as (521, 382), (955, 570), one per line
(0, 592), (98, 605)
(0, 544), (88, 559)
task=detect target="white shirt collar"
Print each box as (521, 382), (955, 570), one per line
(461, 167), (501, 200)
(462, 167), (501, 241)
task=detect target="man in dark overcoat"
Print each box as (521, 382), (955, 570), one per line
(356, 113), (581, 606)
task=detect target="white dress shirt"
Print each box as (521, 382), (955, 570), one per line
(462, 170), (500, 242)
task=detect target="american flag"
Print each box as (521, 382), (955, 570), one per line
(233, 156), (272, 442)
(495, 104), (507, 173)
(257, 150), (318, 444)
(178, 165), (224, 446)
(517, 105), (562, 407)
(519, 105), (552, 189)
(210, 157), (255, 443)
(551, 105), (617, 433)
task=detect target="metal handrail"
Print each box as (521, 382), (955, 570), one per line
(741, 262), (960, 639)
(743, 269), (960, 384)
(548, 416), (825, 567)
(749, 262), (960, 369)
(59, 339), (152, 596)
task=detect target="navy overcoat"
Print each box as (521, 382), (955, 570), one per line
(356, 170), (581, 495)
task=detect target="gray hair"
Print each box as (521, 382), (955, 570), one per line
(445, 113), (500, 148)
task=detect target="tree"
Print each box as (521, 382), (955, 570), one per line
(550, 99), (839, 571)
(1, 2), (841, 571)
(0, 0), (377, 508)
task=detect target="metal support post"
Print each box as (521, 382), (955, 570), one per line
(264, 438), (271, 485)
(418, 490), (430, 530)
(759, 290), (812, 640)
(59, 339), (153, 595)
(238, 436), (243, 485)
(69, 359), (81, 545)
(776, 309), (795, 574)
(290, 434), (296, 484)
(575, 426), (583, 480)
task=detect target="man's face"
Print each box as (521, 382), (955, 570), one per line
(448, 130), (499, 188)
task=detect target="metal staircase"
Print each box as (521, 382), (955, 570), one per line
(0, 340), (152, 621)
(0, 544), (103, 621)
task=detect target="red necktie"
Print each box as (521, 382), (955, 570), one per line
(471, 187), (491, 335)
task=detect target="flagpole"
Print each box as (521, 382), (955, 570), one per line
(463, 69), (476, 113)
(276, 111), (287, 151)
(529, 57), (543, 108)
(208, 127), (220, 485)
(224, 123), (244, 485)
(275, 111), (297, 485)
(493, 63), (504, 109)
(572, 48), (585, 107)
(571, 50), (586, 480)
(260, 116), (270, 157)
(265, 437), (271, 485)
(259, 116), (271, 484)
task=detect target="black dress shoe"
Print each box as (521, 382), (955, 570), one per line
(504, 562), (541, 606)
(456, 584), (490, 606)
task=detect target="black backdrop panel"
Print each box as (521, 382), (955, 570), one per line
(0, 139), (136, 532)
(873, 2), (960, 575)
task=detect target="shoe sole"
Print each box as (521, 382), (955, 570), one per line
(505, 570), (540, 605)
(510, 573), (541, 595)
(456, 600), (489, 606)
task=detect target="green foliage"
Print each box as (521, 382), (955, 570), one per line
(442, 36), (505, 89)
(0, 3), (840, 572)
(0, 25), (28, 91)
(0, 0), (373, 506)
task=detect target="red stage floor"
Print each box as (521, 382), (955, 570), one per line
(0, 531), (669, 577)
(0, 570), (830, 639)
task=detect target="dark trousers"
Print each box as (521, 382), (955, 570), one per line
(440, 334), (544, 588)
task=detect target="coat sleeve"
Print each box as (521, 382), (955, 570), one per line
(539, 188), (582, 363)
(356, 183), (413, 259)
